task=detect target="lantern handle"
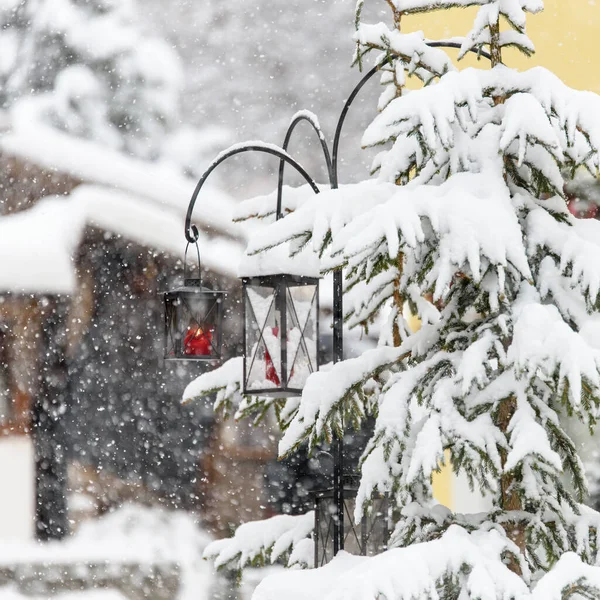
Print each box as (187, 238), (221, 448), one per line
(277, 112), (333, 220)
(183, 241), (202, 286)
(185, 142), (321, 244)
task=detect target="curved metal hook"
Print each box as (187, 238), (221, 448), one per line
(331, 43), (493, 188)
(185, 143), (321, 243)
(277, 113), (333, 220)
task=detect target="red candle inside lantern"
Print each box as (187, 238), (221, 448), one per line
(184, 324), (214, 356)
(265, 326), (280, 385)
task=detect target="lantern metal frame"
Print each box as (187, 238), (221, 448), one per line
(164, 242), (226, 361)
(314, 476), (390, 568)
(242, 273), (320, 398)
(183, 142), (323, 396)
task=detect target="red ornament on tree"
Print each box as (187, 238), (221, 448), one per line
(184, 325), (214, 356)
(568, 197), (599, 219)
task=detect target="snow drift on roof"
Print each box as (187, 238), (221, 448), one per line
(0, 196), (84, 294)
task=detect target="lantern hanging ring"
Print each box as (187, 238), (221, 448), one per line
(183, 241), (202, 286)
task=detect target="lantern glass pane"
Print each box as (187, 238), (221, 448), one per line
(342, 495), (363, 556)
(315, 489), (389, 567)
(364, 497), (389, 556)
(315, 494), (335, 567)
(286, 284), (318, 389)
(245, 285), (282, 391)
(165, 291), (223, 359)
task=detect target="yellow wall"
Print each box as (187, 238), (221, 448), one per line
(405, 1), (600, 93)
(431, 450), (453, 509)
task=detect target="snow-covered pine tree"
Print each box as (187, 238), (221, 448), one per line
(193, 1), (600, 597)
(0, 0), (181, 158)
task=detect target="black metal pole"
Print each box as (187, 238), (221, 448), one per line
(332, 267), (344, 554)
(332, 198), (344, 555)
(33, 296), (69, 541)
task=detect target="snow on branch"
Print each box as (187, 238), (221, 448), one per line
(182, 357), (300, 427)
(344, 268), (398, 330)
(245, 180), (397, 260)
(362, 65), (600, 188)
(233, 184), (319, 224)
(508, 290), (600, 414)
(354, 24), (456, 80)
(532, 552), (600, 600)
(356, 342), (506, 516)
(527, 204), (600, 305)
(459, 1), (543, 60)
(329, 170), (531, 300)
(254, 525), (529, 600)
(182, 357), (243, 417)
(203, 512), (315, 571)
(278, 346), (408, 457)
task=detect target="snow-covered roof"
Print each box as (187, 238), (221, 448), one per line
(0, 111), (249, 292)
(0, 109), (244, 241)
(0, 185), (245, 295)
(0, 196), (85, 295)
(76, 185), (243, 277)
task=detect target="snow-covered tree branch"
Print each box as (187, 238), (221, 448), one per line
(203, 512), (314, 572)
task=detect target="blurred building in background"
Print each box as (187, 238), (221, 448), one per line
(0, 0), (599, 548)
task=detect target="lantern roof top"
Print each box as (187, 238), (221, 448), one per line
(237, 242), (320, 279)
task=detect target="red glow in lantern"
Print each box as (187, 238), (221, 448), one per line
(184, 325), (214, 356)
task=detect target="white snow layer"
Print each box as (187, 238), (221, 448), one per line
(3, 103), (240, 240)
(0, 183), (245, 295)
(238, 243), (320, 278)
(0, 504), (214, 600)
(253, 525), (529, 600)
(204, 512), (314, 570)
(182, 356), (243, 410)
(253, 524), (600, 600)
(0, 196), (85, 294)
(77, 185), (244, 277)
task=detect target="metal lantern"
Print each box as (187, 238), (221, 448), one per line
(164, 244), (225, 361)
(314, 478), (390, 567)
(242, 274), (319, 397)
